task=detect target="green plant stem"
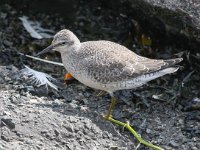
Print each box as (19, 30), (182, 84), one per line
(107, 117), (164, 150)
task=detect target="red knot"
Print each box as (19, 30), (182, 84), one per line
(36, 29), (182, 150)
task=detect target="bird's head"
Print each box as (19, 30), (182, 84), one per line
(36, 29), (80, 56)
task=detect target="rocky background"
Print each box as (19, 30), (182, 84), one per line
(0, 0), (200, 149)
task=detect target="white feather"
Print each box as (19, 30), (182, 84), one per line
(19, 16), (54, 39)
(18, 52), (64, 66)
(20, 65), (58, 90)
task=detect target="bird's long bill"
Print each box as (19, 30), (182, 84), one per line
(35, 44), (54, 56)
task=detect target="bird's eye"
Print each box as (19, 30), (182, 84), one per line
(61, 42), (66, 45)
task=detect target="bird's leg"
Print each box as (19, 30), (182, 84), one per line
(96, 90), (107, 97)
(103, 97), (163, 150)
(104, 96), (117, 120)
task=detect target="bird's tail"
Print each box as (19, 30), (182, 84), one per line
(140, 66), (181, 83)
(163, 58), (183, 67)
(159, 57), (183, 75)
(159, 67), (180, 75)
(138, 58), (183, 83)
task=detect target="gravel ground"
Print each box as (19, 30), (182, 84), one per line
(0, 66), (133, 150)
(0, 65), (199, 150)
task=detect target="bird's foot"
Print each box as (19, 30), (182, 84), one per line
(102, 114), (113, 120)
(106, 117), (164, 150)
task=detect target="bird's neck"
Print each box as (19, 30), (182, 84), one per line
(60, 42), (81, 74)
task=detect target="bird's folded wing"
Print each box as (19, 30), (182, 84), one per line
(79, 41), (182, 84)
(80, 54), (161, 84)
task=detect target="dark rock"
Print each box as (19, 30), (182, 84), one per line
(3, 40), (13, 47)
(169, 140), (180, 147)
(1, 126), (17, 142)
(63, 123), (74, 133)
(103, 0), (200, 51)
(1, 118), (15, 129)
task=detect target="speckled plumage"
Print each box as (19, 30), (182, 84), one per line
(44, 29), (183, 94)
